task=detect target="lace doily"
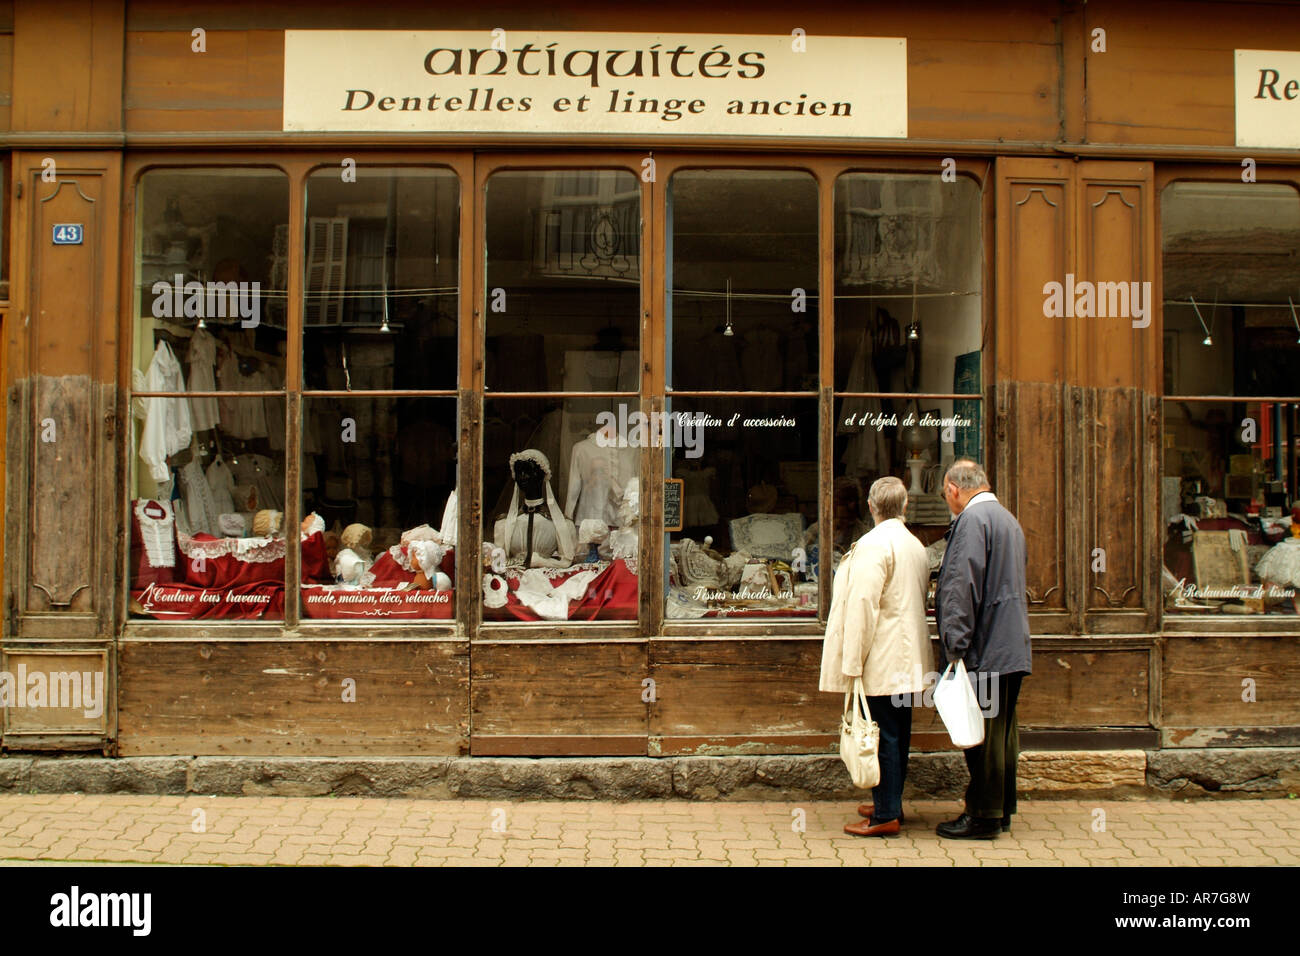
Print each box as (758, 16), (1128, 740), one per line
(178, 532), (286, 564)
(505, 560), (611, 582)
(135, 500), (177, 568)
(389, 543), (416, 572)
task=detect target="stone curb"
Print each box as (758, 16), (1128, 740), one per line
(0, 750), (1295, 800)
(1146, 747), (1300, 796)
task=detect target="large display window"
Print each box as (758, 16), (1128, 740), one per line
(1160, 181), (1300, 616)
(122, 155), (991, 633)
(480, 169), (642, 622)
(664, 169), (819, 619)
(832, 173), (983, 610)
(127, 168), (290, 621)
(298, 167), (460, 621)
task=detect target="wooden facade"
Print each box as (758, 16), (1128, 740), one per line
(2, 0), (1299, 759)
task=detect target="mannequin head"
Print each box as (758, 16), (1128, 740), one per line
(512, 456), (548, 500)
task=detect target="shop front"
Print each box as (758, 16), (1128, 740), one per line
(2, 1), (1299, 765)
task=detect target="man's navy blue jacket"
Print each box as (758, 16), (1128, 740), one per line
(934, 494), (1033, 677)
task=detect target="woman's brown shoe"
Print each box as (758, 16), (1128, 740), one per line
(856, 804), (904, 824)
(844, 817), (901, 837)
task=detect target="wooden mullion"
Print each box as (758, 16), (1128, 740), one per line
(280, 161), (307, 630)
(817, 161), (836, 624)
(461, 152), (483, 646)
(643, 158), (662, 639)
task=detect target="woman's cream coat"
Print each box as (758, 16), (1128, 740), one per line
(819, 517), (934, 695)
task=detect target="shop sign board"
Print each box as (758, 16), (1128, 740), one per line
(284, 31), (908, 138)
(1236, 49), (1300, 148)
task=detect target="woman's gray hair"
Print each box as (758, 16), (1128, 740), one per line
(944, 458), (990, 491)
(867, 476), (908, 521)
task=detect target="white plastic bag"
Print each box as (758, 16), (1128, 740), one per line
(933, 660), (986, 749)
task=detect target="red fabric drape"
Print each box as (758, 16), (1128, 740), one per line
(484, 560), (639, 622)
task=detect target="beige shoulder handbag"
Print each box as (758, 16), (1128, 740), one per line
(840, 677), (881, 788)
(836, 537), (891, 789)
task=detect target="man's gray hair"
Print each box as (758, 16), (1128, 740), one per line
(945, 458), (990, 492)
(867, 476), (908, 521)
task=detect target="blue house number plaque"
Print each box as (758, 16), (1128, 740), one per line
(52, 223), (84, 245)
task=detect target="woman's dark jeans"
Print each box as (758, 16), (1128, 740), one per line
(865, 693), (913, 823)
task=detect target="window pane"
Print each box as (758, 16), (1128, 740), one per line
(485, 170), (640, 392)
(134, 168), (289, 386)
(664, 397), (818, 619)
(303, 168), (459, 390)
(128, 445), (285, 621)
(1162, 400), (1300, 616)
(300, 396), (457, 621)
(482, 397), (640, 621)
(669, 170), (817, 391)
(833, 174), (982, 394)
(129, 168), (289, 622)
(1161, 182), (1300, 398)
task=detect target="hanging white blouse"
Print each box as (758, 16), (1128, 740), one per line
(216, 352), (269, 440)
(139, 341), (193, 483)
(205, 455), (237, 516)
(178, 459), (222, 537)
(187, 327), (221, 432)
(565, 433), (636, 527)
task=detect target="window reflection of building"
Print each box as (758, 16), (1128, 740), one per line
(1161, 182), (1300, 614)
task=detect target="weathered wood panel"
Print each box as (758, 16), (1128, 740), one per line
(1019, 648), (1150, 727)
(650, 640), (841, 751)
(0, 34), (14, 132)
(1162, 637), (1300, 728)
(9, 156), (121, 641)
(470, 641), (648, 741)
(650, 640), (1151, 756)
(0, 647), (110, 738)
(117, 640), (470, 755)
(995, 160), (1075, 626)
(1083, 0), (1300, 147)
(1075, 167), (1156, 621)
(13, 0), (122, 132)
(124, 29), (282, 132)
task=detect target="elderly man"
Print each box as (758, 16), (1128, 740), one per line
(934, 459), (1032, 840)
(821, 476), (932, 837)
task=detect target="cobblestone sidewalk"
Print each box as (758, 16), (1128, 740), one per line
(0, 794), (1296, 866)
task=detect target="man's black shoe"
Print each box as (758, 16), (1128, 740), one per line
(936, 813), (1000, 839)
(1002, 815), (1011, 833)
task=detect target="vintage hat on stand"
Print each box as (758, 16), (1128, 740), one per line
(251, 509), (283, 538)
(218, 513), (247, 538)
(340, 523), (373, 554)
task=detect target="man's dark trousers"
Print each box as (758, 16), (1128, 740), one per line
(866, 694), (913, 824)
(963, 672), (1025, 821)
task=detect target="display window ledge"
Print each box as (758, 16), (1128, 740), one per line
(473, 625), (643, 643)
(658, 622), (828, 639)
(119, 622), (462, 641)
(1161, 618), (1300, 636)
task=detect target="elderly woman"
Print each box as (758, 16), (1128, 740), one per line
(820, 476), (933, 837)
